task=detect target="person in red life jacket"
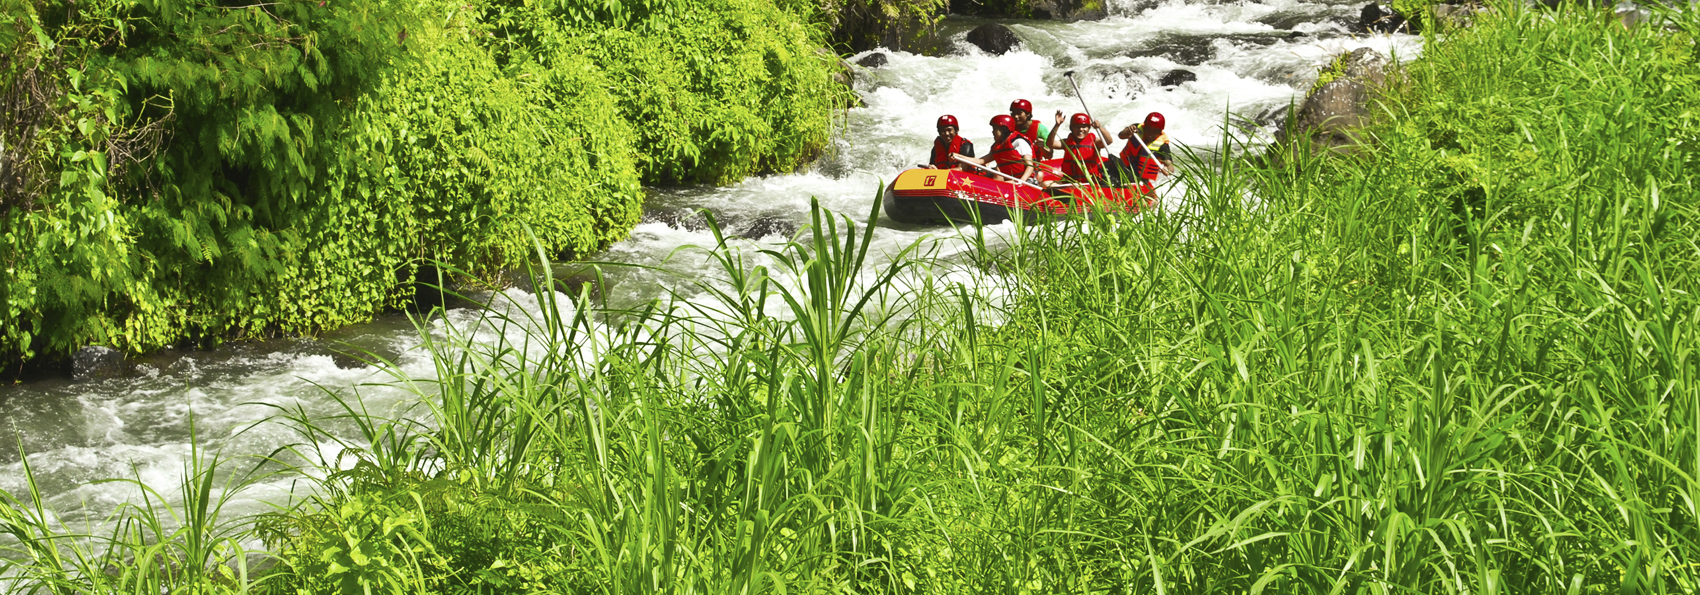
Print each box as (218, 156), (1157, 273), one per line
(954, 114), (1037, 186)
(1008, 99), (1054, 160)
(1114, 111), (1174, 193)
(927, 115), (974, 170)
(1045, 111), (1112, 185)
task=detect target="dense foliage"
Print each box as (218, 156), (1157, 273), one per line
(0, 0), (845, 363)
(3, 1), (1698, 594)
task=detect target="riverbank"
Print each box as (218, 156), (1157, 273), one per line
(3, 1), (1697, 592)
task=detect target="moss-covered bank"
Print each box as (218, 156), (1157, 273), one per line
(0, 0), (849, 364)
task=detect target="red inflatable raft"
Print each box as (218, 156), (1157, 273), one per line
(882, 159), (1154, 225)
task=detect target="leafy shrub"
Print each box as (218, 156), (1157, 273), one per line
(0, 0), (843, 362)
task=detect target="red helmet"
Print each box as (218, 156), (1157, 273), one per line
(1071, 113), (1091, 126)
(937, 115), (959, 128)
(1009, 99), (1033, 115)
(990, 114), (1016, 132)
(1144, 112), (1166, 131)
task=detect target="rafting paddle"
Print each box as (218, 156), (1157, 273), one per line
(1063, 70), (1159, 175)
(953, 154), (1044, 189)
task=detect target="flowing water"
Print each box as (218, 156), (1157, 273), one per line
(0, 0), (1419, 534)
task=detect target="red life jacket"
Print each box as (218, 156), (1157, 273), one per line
(1060, 132), (1103, 179)
(1120, 128), (1171, 181)
(1020, 120), (1051, 158)
(930, 135), (969, 168)
(986, 135), (1030, 179)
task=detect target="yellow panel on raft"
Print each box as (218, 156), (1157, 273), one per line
(892, 169), (953, 191)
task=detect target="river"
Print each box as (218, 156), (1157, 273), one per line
(0, 0), (1418, 537)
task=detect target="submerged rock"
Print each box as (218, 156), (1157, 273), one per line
(1158, 69), (1198, 87)
(736, 216), (798, 240)
(1129, 41), (1215, 66)
(966, 23), (1022, 55)
(73, 346), (128, 380)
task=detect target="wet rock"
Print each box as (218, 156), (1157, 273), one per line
(966, 24), (1022, 55)
(1356, 3), (1415, 33)
(832, 61), (854, 89)
(1258, 11), (1331, 30)
(1252, 105), (1292, 129)
(1128, 41), (1215, 66)
(856, 52), (890, 68)
(1282, 48), (1389, 152)
(1158, 69), (1198, 87)
(73, 346), (128, 380)
(736, 216), (797, 240)
(329, 351), (369, 370)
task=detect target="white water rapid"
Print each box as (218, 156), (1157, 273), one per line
(0, 0), (1418, 539)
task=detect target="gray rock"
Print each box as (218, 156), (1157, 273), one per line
(1357, 3), (1413, 33)
(641, 207), (713, 232)
(736, 216), (798, 241)
(1283, 48), (1389, 152)
(966, 24), (1022, 56)
(1158, 69), (1198, 87)
(1129, 41), (1215, 66)
(73, 346), (128, 380)
(856, 52), (890, 68)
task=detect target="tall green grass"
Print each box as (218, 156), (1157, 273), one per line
(1, 1), (1697, 592)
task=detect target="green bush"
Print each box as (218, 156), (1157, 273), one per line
(0, 0), (842, 362)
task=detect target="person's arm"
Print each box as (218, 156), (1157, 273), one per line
(1092, 119), (1112, 149)
(1047, 111), (1066, 150)
(1155, 142), (1175, 174)
(955, 140), (975, 170)
(1118, 124), (1138, 140)
(952, 152), (988, 167)
(1015, 138), (1036, 184)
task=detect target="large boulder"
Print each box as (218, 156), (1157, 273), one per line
(73, 346), (128, 380)
(966, 23), (1022, 55)
(1356, 3), (1415, 33)
(1282, 48), (1390, 152)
